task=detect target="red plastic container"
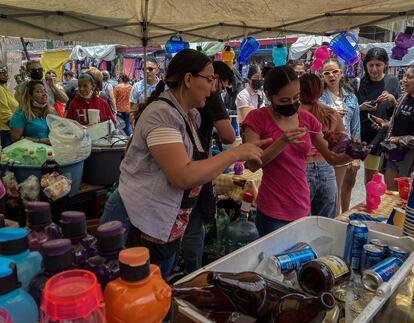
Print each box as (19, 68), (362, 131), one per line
(40, 269), (105, 323)
(395, 177), (410, 200)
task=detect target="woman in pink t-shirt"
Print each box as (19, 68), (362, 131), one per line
(243, 66), (353, 236)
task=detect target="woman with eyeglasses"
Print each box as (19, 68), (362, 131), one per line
(100, 49), (268, 278)
(320, 59), (361, 213)
(10, 81), (53, 144)
(236, 65), (265, 123)
(356, 48), (401, 184)
(369, 66), (414, 189)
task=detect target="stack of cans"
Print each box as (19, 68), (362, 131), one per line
(403, 181), (414, 237)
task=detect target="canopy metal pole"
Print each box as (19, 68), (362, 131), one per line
(142, 0), (149, 103)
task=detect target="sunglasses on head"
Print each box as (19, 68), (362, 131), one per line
(322, 69), (341, 76)
(141, 67), (155, 72)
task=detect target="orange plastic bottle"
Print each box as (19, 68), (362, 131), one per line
(103, 247), (172, 323)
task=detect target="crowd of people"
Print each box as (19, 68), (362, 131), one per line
(0, 45), (413, 279)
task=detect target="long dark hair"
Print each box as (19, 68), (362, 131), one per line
(135, 49), (211, 123)
(359, 47), (389, 99)
(322, 59), (355, 94)
(263, 65), (298, 96)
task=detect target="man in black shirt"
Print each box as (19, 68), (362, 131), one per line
(182, 61), (236, 274)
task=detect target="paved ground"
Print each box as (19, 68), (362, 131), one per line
(350, 163), (366, 208)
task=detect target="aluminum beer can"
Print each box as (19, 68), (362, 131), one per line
(388, 245), (409, 261)
(361, 244), (383, 271)
(370, 238), (388, 256)
(284, 242), (312, 253)
(362, 257), (403, 292)
(344, 220), (368, 272)
(272, 249), (317, 274)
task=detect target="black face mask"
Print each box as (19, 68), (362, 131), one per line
(272, 101), (300, 117)
(226, 87), (233, 96)
(251, 79), (263, 90)
(30, 71), (43, 80)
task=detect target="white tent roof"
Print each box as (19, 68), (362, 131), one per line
(0, 1), (413, 46)
(359, 42), (414, 67)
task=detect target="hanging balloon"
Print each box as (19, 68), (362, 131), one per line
(222, 46), (235, 69)
(391, 26), (414, 60)
(272, 42), (287, 67)
(237, 37), (260, 63)
(165, 36), (190, 54)
(311, 45), (329, 73)
(329, 32), (360, 65)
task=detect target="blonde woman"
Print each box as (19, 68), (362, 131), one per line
(10, 80), (53, 144)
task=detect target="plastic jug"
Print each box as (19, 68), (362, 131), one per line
(225, 192), (259, 253)
(230, 115), (239, 137)
(237, 37), (260, 63)
(165, 35), (190, 54)
(26, 201), (62, 251)
(329, 32), (360, 65)
(311, 45), (330, 72)
(40, 269), (105, 323)
(84, 221), (125, 289)
(104, 247), (172, 323)
(272, 42), (288, 67)
(61, 211), (97, 267)
(29, 239), (73, 306)
(222, 46), (236, 69)
(0, 257), (39, 323)
(0, 228), (42, 290)
(391, 26), (414, 60)
(365, 174), (387, 211)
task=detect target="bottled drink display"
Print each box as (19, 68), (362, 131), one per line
(28, 239), (73, 306)
(61, 211), (97, 267)
(0, 257), (39, 323)
(104, 247), (171, 323)
(272, 42), (287, 67)
(222, 46), (235, 69)
(84, 220), (124, 289)
(0, 227), (42, 290)
(40, 269), (105, 323)
(25, 201), (62, 251)
(225, 192), (259, 253)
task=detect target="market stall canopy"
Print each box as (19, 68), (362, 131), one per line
(69, 45), (117, 61)
(0, 1), (413, 46)
(359, 42), (414, 67)
(288, 35), (334, 60)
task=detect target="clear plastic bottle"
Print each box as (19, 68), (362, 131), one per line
(61, 211), (97, 267)
(28, 239), (73, 306)
(40, 269), (106, 323)
(0, 257), (39, 323)
(0, 227), (42, 290)
(26, 201), (62, 251)
(84, 221), (125, 289)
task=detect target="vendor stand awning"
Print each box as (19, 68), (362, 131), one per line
(0, 1), (413, 46)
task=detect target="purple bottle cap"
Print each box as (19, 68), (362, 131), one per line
(41, 239), (73, 256)
(96, 221), (125, 254)
(25, 201), (52, 227)
(61, 211), (86, 223)
(96, 221), (124, 238)
(61, 211), (87, 239)
(25, 201), (50, 213)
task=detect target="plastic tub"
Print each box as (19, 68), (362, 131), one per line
(174, 217), (414, 323)
(1, 159), (84, 197)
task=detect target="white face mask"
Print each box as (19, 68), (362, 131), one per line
(79, 91), (93, 100)
(31, 99), (47, 108)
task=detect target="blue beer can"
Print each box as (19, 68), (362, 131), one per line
(388, 246), (409, 261)
(344, 220), (368, 272)
(362, 257), (403, 292)
(284, 242), (312, 253)
(272, 249), (317, 274)
(370, 238), (388, 256)
(361, 244), (384, 271)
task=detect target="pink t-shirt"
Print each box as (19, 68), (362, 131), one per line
(243, 107), (322, 221)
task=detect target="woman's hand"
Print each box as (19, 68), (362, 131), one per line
(337, 107), (347, 117)
(370, 115), (388, 130)
(283, 128), (307, 144)
(360, 102), (377, 112)
(231, 138), (273, 164)
(388, 136), (400, 144)
(377, 91), (397, 106)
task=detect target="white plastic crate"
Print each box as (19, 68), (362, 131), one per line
(174, 216), (414, 323)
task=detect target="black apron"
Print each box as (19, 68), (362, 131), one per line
(126, 97), (208, 263)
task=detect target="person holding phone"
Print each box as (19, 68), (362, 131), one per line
(370, 66), (414, 189)
(356, 47), (401, 183)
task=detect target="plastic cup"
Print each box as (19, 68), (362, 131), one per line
(87, 109), (100, 125)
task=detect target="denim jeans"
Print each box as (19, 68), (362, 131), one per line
(100, 189), (131, 239)
(306, 161), (337, 218)
(182, 205), (205, 274)
(117, 112), (132, 136)
(255, 209), (291, 237)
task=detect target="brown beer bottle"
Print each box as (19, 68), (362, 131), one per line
(298, 256), (351, 295)
(269, 292), (336, 323)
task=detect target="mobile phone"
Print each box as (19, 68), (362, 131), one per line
(368, 113), (381, 126)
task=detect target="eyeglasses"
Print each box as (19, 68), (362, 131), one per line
(196, 74), (216, 83)
(141, 67), (155, 72)
(322, 69), (341, 76)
